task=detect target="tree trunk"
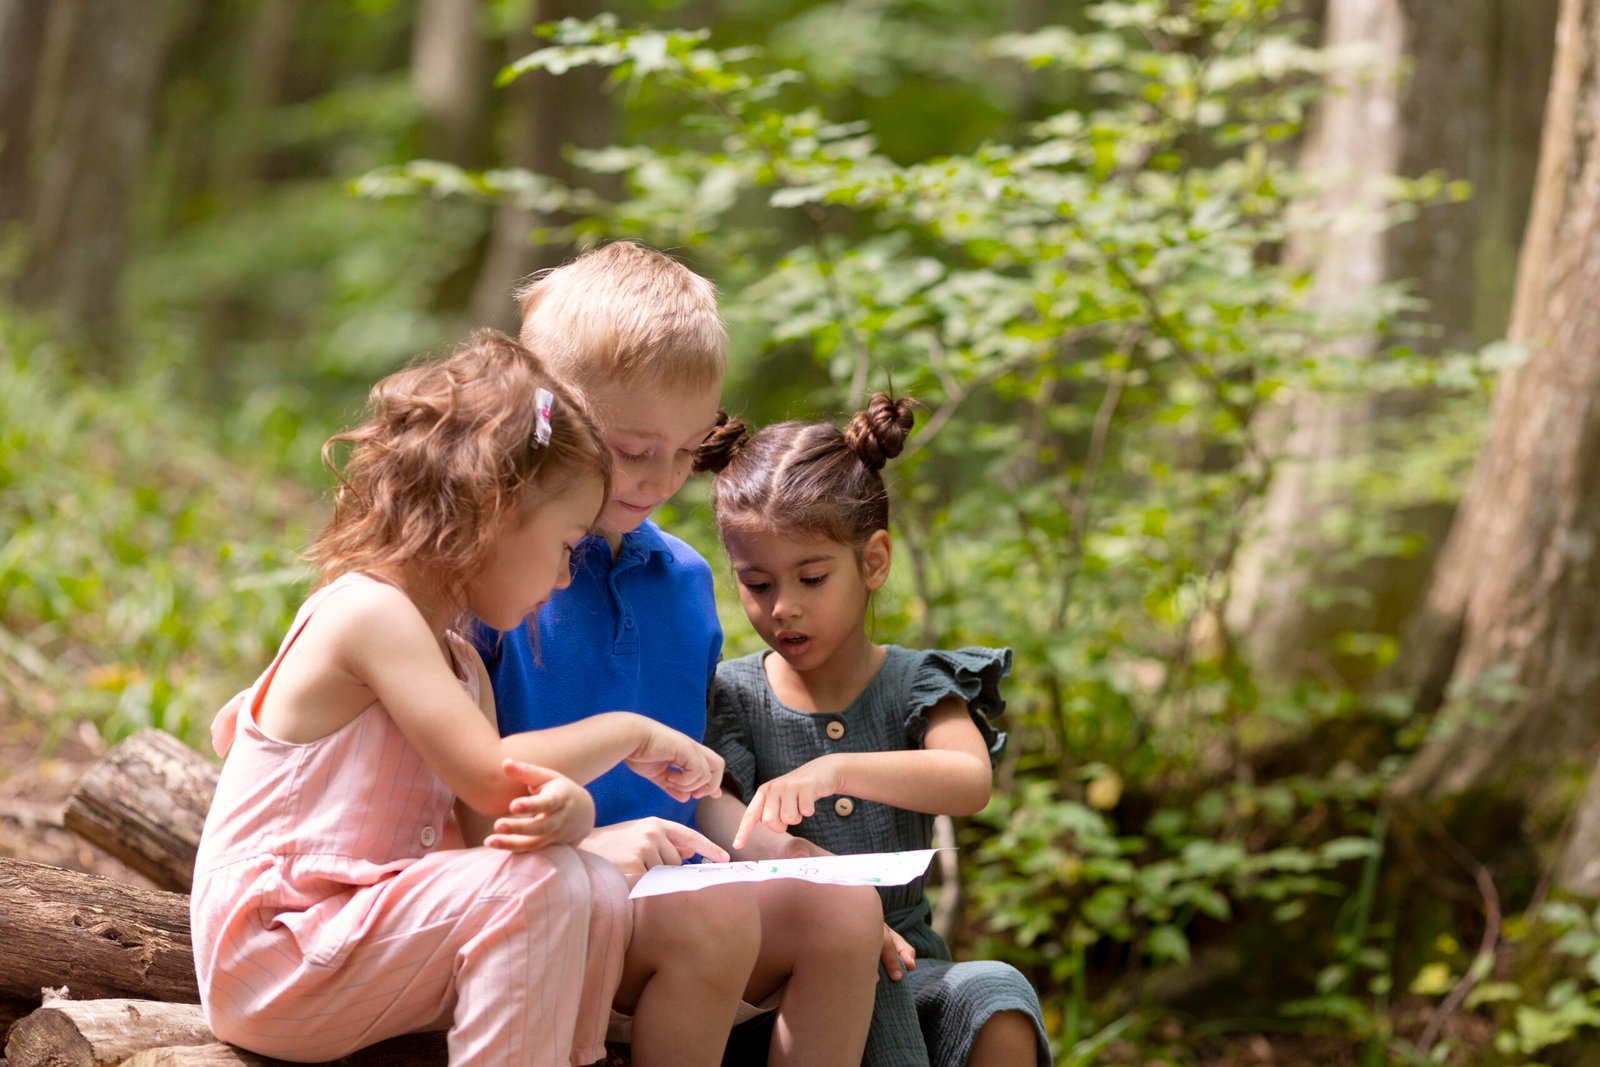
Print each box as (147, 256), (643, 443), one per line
(13, 0), (184, 359)
(0, 857), (196, 1003)
(63, 728), (217, 893)
(412, 0), (490, 167)
(0, 0), (49, 226)
(1226, 0), (1401, 682)
(231, 0), (305, 185)
(1226, 0), (1555, 684)
(1394, 0), (1600, 873)
(468, 0), (620, 330)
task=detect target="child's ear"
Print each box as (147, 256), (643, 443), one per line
(862, 529), (892, 592)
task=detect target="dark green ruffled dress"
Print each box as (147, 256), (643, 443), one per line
(710, 646), (1050, 1067)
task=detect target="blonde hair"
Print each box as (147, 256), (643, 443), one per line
(310, 329), (611, 608)
(515, 240), (726, 393)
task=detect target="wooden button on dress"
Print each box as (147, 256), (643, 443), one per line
(834, 797), (855, 817)
(825, 720), (846, 740)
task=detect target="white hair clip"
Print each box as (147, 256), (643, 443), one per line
(534, 388), (553, 447)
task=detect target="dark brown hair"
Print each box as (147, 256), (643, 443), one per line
(309, 329), (612, 606)
(701, 393), (915, 551)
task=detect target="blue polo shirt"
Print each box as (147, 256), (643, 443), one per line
(475, 521), (722, 828)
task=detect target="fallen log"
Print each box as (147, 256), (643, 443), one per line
(62, 728), (216, 892)
(3, 996), (449, 1067)
(0, 857), (195, 1003)
(120, 1032), (449, 1066)
(121, 1044), (272, 1067)
(4, 993), (214, 1067)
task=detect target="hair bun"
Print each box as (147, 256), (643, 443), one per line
(694, 411), (752, 473)
(844, 393), (914, 471)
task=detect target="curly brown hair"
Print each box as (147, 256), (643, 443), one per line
(308, 329), (612, 607)
(699, 393), (916, 552)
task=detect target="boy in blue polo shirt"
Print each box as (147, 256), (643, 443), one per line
(477, 241), (884, 1066)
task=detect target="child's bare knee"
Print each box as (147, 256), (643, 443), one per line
(800, 885), (882, 960)
(634, 884), (760, 969)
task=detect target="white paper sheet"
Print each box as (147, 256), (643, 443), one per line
(629, 848), (944, 899)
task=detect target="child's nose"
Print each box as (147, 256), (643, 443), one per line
(639, 454), (675, 494)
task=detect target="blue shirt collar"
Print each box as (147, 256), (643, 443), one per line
(577, 520), (676, 567)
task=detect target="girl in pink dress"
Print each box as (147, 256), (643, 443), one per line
(191, 330), (732, 1066)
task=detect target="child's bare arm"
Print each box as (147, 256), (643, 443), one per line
(335, 585), (722, 815)
(500, 713), (724, 803)
(731, 694), (991, 849)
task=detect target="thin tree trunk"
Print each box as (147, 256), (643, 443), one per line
(14, 0), (185, 360)
(468, 0), (619, 330)
(412, 0), (490, 167)
(233, 0), (304, 184)
(1225, 0), (1403, 681)
(1227, 0), (1554, 685)
(0, 0), (49, 226)
(1395, 0), (1600, 838)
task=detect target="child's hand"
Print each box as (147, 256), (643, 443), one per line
(579, 817), (730, 879)
(624, 720), (726, 802)
(882, 924), (917, 981)
(483, 759), (595, 852)
(732, 756), (842, 849)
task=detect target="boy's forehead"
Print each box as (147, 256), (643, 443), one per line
(587, 375), (723, 438)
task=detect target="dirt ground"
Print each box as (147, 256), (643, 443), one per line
(0, 709), (147, 883)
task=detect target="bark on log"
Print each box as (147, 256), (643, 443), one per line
(0, 858), (195, 1003)
(4, 995), (213, 1067)
(119, 1032), (449, 1066)
(63, 728), (217, 892)
(122, 1045), (273, 1067)
(4, 997), (450, 1067)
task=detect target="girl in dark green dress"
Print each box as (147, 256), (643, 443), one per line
(696, 395), (1052, 1067)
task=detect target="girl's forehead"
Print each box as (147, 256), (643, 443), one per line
(725, 527), (847, 565)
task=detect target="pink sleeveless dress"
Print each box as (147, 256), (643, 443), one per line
(191, 573), (629, 1065)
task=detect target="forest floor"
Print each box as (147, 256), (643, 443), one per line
(0, 693), (1491, 1065)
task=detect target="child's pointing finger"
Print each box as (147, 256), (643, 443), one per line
(732, 794), (765, 851)
(662, 822), (729, 864)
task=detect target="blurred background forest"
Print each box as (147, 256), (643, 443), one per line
(8, 0), (1600, 1063)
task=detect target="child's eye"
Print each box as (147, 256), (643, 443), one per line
(616, 449), (648, 463)
(800, 575), (828, 587)
(740, 580), (772, 593)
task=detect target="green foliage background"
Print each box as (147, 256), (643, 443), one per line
(6, 1), (1596, 1062)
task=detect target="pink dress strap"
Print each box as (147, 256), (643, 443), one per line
(210, 573), (373, 757)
